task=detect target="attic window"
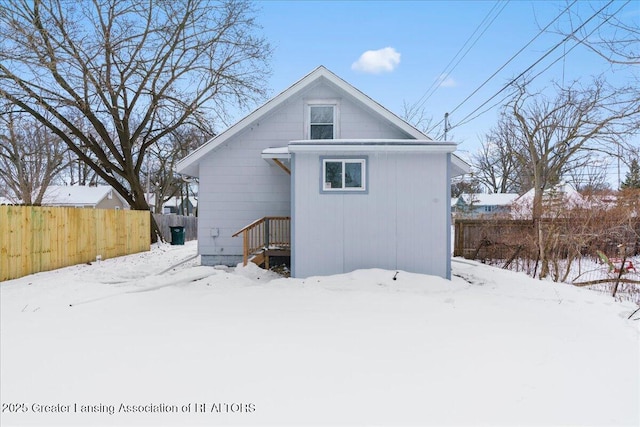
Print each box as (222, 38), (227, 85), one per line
(309, 105), (335, 139)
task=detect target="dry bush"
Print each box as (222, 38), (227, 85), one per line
(458, 189), (639, 284)
(539, 195), (638, 282)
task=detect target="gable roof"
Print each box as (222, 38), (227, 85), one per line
(514, 183), (585, 206)
(42, 185), (128, 207)
(510, 183), (586, 218)
(177, 66), (467, 177)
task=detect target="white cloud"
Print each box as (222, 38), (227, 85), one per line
(437, 73), (457, 88)
(351, 47), (401, 74)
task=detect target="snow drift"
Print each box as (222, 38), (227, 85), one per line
(1, 242), (638, 426)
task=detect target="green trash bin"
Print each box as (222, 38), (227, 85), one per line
(169, 226), (185, 245)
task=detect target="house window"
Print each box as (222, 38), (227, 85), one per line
(310, 105), (334, 139)
(322, 159), (366, 192)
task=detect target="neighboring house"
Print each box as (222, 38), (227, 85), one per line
(510, 183), (585, 219)
(42, 185), (129, 209)
(177, 66), (469, 279)
(145, 193), (197, 215)
(162, 196), (197, 216)
(452, 193), (519, 218)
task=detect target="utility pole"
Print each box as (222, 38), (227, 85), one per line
(617, 144), (621, 190)
(146, 155), (151, 210)
(443, 112), (449, 141)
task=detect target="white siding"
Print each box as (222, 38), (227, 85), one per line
(197, 80), (412, 264)
(292, 150), (450, 278)
(197, 142), (290, 265)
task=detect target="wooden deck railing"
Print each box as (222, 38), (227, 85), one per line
(232, 216), (290, 266)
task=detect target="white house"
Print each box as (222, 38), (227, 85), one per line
(177, 66), (469, 279)
(452, 193), (519, 218)
(42, 185), (129, 209)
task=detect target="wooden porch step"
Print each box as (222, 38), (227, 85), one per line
(249, 248), (291, 269)
(249, 252), (265, 267)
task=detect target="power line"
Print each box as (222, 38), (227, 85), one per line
(409, 0), (510, 120)
(436, 90), (515, 140)
(432, 0), (578, 130)
(427, 0), (582, 135)
(448, 0), (628, 135)
(524, 0), (630, 85)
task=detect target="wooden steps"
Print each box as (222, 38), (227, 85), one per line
(249, 248), (291, 269)
(233, 217), (291, 267)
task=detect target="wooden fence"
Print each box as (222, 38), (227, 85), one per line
(153, 214), (197, 243)
(1, 206), (150, 282)
(454, 218), (640, 261)
(454, 219), (536, 260)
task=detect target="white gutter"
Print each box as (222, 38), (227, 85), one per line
(288, 143), (457, 154)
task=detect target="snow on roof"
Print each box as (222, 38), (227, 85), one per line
(514, 183), (585, 205)
(163, 196), (197, 207)
(42, 185), (127, 206)
(261, 146), (291, 159)
(262, 146), (289, 154)
(511, 183), (587, 218)
(145, 194), (198, 208)
(458, 193), (520, 206)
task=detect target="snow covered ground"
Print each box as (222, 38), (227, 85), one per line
(1, 241), (639, 426)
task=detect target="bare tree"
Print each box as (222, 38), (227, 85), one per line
(147, 126), (210, 214)
(450, 176), (482, 198)
(0, 0), (271, 241)
(400, 100), (436, 135)
(58, 115), (100, 186)
(0, 108), (68, 204)
(557, 1), (639, 66)
(505, 78), (640, 278)
(473, 119), (526, 194)
(65, 150), (99, 186)
(565, 156), (611, 192)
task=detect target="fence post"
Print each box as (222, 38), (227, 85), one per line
(454, 220), (461, 257)
(264, 218), (270, 249)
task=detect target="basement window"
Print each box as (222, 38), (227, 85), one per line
(322, 158), (366, 192)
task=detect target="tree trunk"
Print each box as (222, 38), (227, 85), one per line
(532, 188), (549, 279)
(149, 213), (164, 244)
(128, 187), (163, 244)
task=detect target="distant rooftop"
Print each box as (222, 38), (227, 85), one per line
(455, 193), (520, 206)
(42, 185), (127, 207)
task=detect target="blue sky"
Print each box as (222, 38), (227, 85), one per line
(249, 0), (638, 185)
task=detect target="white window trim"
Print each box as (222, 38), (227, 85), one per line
(305, 99), (340, 139)
(322, 158), (367, 192)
